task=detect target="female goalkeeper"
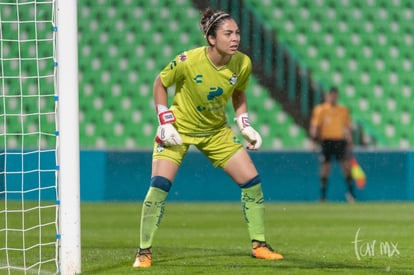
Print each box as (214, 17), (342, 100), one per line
(133, 7), (284, 268)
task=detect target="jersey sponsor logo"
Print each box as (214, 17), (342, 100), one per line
(196, 104), (221, 112)
(193, 74), (203, 83)
(196, 86), (224, 112)
(196, 105), (206, 112)
(207, 87), (223, 100)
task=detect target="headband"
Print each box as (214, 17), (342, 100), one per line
(204, 12), (230, 37)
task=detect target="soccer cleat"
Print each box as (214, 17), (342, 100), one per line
(132, 248), (152, 268)
(251, 241), (284, 260)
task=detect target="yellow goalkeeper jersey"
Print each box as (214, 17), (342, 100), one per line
(159, 46), (252, 135)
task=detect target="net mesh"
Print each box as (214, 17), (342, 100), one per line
(0, 1), (58, 274)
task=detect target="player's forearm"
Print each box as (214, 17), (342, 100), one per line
(232, 90), (248, 116)
(153, 75), (169, 111)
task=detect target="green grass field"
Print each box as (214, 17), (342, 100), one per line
(80, 202), (413, 275)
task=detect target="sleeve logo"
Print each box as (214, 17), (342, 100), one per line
(178, 52), (187, 62)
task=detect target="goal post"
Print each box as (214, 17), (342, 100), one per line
(56, 0), (81, 274)
(0, 0), (80, 274)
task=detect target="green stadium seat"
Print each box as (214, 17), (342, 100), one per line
(72, 0), (414, 149)
(244, 0), (413, 147)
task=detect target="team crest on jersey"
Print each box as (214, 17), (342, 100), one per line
(178, 52), (187, 62)
(229, 73), (238, 85)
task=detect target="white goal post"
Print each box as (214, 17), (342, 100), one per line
(56, 0), (81, 274)
(0, 0), (80, 274)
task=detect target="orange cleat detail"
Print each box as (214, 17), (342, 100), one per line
(132, 248), (152, 268)
(251, 242), (284, 260)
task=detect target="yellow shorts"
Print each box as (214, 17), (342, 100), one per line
(153, 126), (243, 168)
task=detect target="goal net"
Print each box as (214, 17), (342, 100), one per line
(0, 1), (80, 274)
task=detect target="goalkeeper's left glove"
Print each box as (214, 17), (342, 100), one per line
(235, 113), (262, 150)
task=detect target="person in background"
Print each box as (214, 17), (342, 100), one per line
(309, 87), (355, 202)
(132, 7), (284, 268)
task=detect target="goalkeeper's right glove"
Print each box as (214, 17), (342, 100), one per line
(235, 113), (262, 150)
(155, 107), (183, 146)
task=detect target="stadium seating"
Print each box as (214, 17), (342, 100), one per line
(244, 0), (413, 147)
(76, 0), (309, 149)
(5, 0), (410, 149)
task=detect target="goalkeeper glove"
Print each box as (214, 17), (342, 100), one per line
(155, 106), (183, 146)
(235, 113), (262, 150)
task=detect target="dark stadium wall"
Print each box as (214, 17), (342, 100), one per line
(79, 150), (414, 202)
